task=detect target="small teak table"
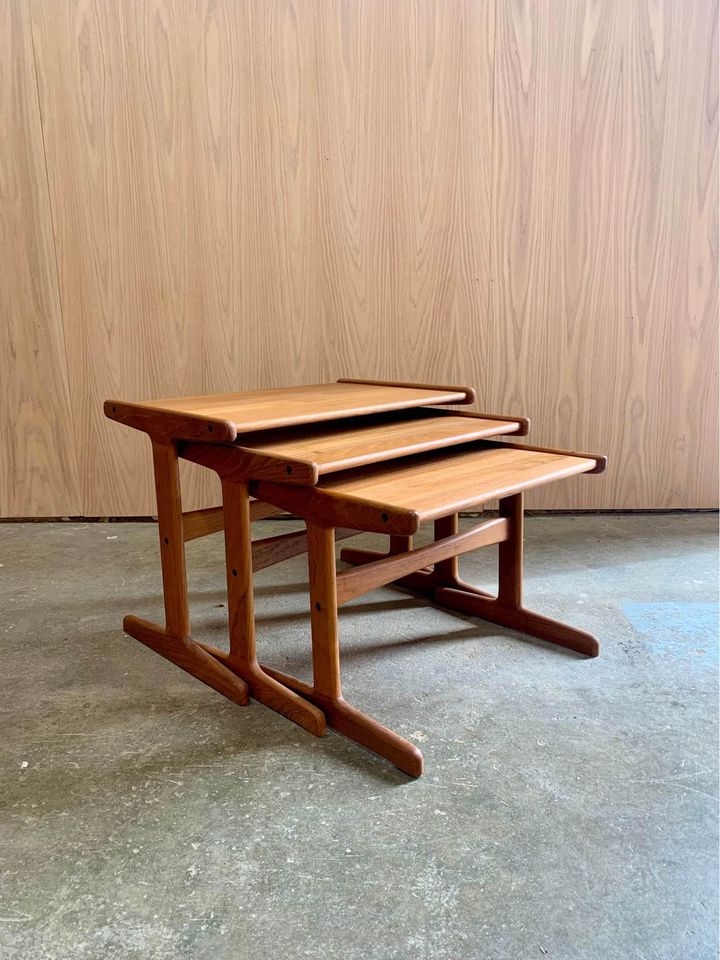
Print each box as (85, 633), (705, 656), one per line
(105, 379), (606, 777)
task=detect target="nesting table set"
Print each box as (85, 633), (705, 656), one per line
(105, 379), (606, 776)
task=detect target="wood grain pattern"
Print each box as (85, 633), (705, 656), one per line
(28, 0), (212, 515)
(254, 442), (600, 534)
(222, 410), (524, 476)
(114, 381), (471, 431)
(300, 443), (599, 520)
(490, 0), (718, 507)
(335, 516), (508, 606)
(4, 0), (717, 513)
(0, 0), (81, 515)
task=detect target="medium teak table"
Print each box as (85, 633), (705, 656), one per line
(105, 379), (606, 776)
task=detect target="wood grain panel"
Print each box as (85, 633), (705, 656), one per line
(314, 1), (494, 392)
(14, 0), (719, 514)
(0, 0), (81, 515)
(491, 0), (718, 508)
(313, 1), (396, 377)
(190, 0), (325, 398)
(28, 0), (212, 514)
(254, 442), (599, 532)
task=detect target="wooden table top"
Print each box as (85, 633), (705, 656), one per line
(237, 409), (524, 474)
(252, 441), (604, 534)
(179, 409), (527, 485)
(104, 379), (476, 443)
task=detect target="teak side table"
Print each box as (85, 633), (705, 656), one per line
(105, 379), (606, 777)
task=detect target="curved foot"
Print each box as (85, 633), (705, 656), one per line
(124, 615), (250, 704)
(261, 665), (424, 777)
(434, 589), (600, 657)
(198, 644), (326, 736)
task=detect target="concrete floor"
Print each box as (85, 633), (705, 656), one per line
(0, 514), (717, 960)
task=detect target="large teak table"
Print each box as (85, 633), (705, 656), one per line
(105, 379), (606, 776)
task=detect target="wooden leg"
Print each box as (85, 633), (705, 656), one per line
(204, 479), (326, 736)
(434, 495), (600, 657)
(340, 500), (599, 657)
(124, 615), (250, 706)
(153, 440), (191, 638)
(123, 442), (250, 705)
(262, 522), (424, 777)
(431, 514), (459, 584)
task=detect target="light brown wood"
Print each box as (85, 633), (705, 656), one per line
(256, 520), (423, 777)
(116, 450), (354, 731)
(498, 493), (523, 608)
(432, 514), (460, 585)
(221, 410), (526, 478)
(254, 442), (601, 534)
(151, 442), (191, 638)
(490, 0), (718, 508)
(481, 440), (606, 475)
(313, 0), (495, 408)
(124, 615), (249, 706)
(252, 527), (358, 574)
(111, 382), (472, 436)
(219, 479), (326, 736)
(10, 0), (718, 514)
(249, 479), (419, 537)
(307, 523), (342, 700)
(181, 441), (318, 486)
(337, 378), (475, 404)
(434, 588), (600, 658)
(260, 485), (600, 775)
(258, 665), (424, 779)
(105, 384), (606, 775)
(123, 441), (249, 704)
(248, 501), (288, 523)
(182, 502), (286, 542)
(340, 496), (600, 658)
(28, 0), (215, 515)
(429, 408), (531, 437)
(335, 517), (508, 606)
(104, 401), (236, 445)
(0, 0), (81, 516)
(122, 442), (250, 705)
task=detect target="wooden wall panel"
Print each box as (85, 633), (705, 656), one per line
(191, 0), (326, 395)
(5, 0), (717, 514)
(0, 0), (81, 516)
(313, 1), (494, 389)
(28, 0), (212, 515)
(490, 0), (718, 508)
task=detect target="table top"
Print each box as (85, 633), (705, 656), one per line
(104, 379), (476, 443)
(251, 440), (605, 534)
(179, 408), (528, 485)
(104, 378), (605, 525)
(237, 409), (525, 475)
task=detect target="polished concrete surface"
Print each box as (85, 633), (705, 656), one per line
(1, 515), (718, 960)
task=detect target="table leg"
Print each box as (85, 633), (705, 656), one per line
(123, 441), (250, 706)
(434, 494), (600, 657)
(340, 497), (599, 657)
(199, 479), (326, 736)
(262, 522), (424, 777)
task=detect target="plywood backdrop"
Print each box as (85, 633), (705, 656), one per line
(2, 0), (717, 515)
